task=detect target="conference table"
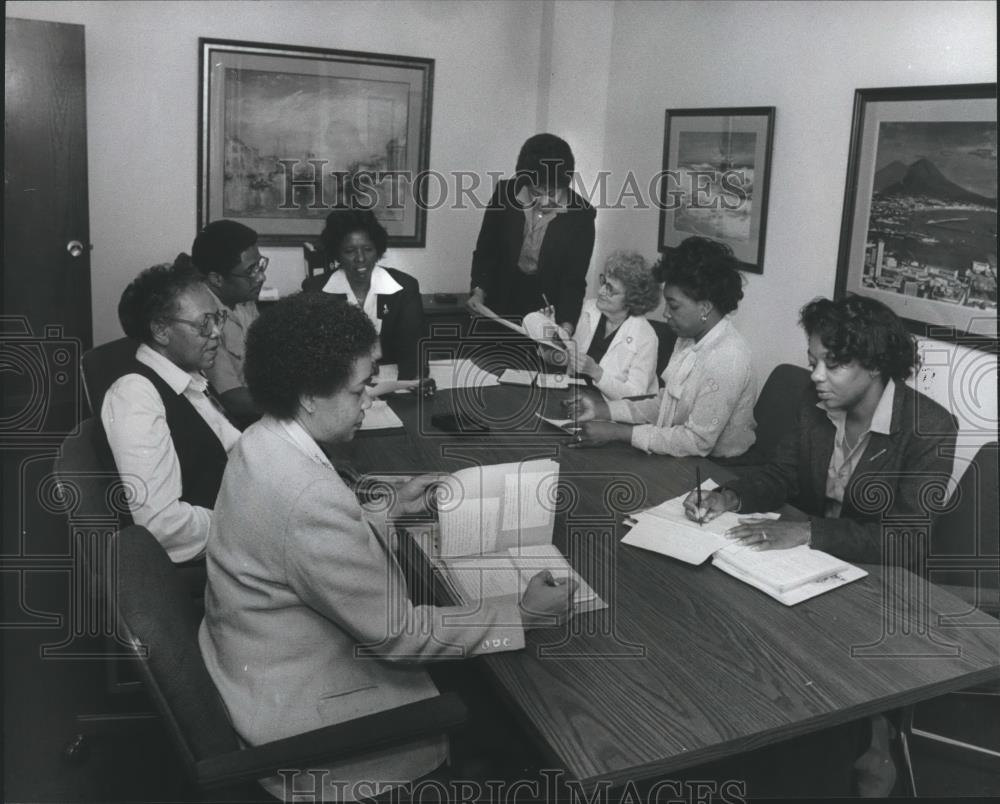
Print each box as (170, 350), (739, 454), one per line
(342, 377), (999, 790)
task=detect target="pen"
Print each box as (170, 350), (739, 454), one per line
(542, 293), (551, 309)
(695, 467), (703, 527)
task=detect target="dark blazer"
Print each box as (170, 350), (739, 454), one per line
(726, 382), (957, 566)
(303, 266), (425, 379)
(470, 179), (596, 326)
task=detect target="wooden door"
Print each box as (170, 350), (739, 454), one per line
(3, 17), (92, 441)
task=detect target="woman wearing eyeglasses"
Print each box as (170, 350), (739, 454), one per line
(189, 220), (268, 427)
(539, 250), (661, 400)
(567, 236), (756, 457)
(303, 209), (426, 380)
(101, 260), (240, 564)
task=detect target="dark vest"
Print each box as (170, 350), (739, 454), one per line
(125, 361), (229, 509)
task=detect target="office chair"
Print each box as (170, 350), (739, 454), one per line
(112, 524), (467, 797)
(53, 417), (158, 760)
(81, 336), (139, 415)
(902, 441), (1000, 784)
(647, 319), (677, 379)
(716, 363), (814, 469)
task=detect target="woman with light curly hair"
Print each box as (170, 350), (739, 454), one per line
(542, 249), (661, 400)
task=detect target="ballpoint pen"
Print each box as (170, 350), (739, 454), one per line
(695, 466), (703, 526)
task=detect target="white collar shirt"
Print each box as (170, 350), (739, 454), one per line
(322, 265), (403, 335)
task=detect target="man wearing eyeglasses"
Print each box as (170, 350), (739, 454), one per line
(101, 261), (241, 564)
(190, 220), (268, 427)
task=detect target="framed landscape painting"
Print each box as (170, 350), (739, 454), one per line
(658, 107), (775, 274)
(199, 38), (434, 246)
(835, 83), (997, 347)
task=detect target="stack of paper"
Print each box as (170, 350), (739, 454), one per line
(536, 373), (585, 390)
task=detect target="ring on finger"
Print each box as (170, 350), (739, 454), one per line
(760, 530), (768, 542)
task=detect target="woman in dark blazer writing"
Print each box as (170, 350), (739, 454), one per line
(686, 295), (957, 567)
(303, 209), (425, 379)
(468, 133), (595, 336)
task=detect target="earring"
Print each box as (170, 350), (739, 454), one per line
(700, 311), (709, 321)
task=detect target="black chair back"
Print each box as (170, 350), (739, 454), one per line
(930, 442), (999, 595)
(54, 416), (133, 522)
(753, 363), (814, 461)
(647, 319), (677, 378)
(113, 526), (240, 777)
(81, 337), (139, 415)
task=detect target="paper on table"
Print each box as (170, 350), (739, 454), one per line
(534, 413), (579, 434)
(621, 482), (779, 565)
(537, 373), (585, 389)
(427, 358), (501, 391)
(359, 399), (404, 430)
(713, 543), (852, 593)
(498, 368), (537, 386)
(509, 544), (598, 603)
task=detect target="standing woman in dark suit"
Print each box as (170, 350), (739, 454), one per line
(303, 209), (425, 379)
(467, 133), (596, 336)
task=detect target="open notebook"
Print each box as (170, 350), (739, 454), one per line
(622, 483), (867, 605)
(430, 458), (604, 615)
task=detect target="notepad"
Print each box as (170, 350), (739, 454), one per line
(536, 373), (585, 390)
(431, 459), (606, 615)
(621, 484), (866, 605)
(497, 368), (538, 386)
(427, 358), (501, 390)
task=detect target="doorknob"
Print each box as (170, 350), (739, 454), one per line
(66, 240), (86, 257)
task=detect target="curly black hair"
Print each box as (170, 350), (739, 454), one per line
(604, 250), (661, 316)
(515, 133), (575, 190)
(319, 209), (389, 263)
(800, 295), (918, 382)
(245, 292), (378, 419)
(653, 236), (744, 314)
(117, 260), (206, 342)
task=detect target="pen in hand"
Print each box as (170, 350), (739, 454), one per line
(695, 467), (704, 526)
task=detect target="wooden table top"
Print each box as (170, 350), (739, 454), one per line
(345, 386), (1000, 786)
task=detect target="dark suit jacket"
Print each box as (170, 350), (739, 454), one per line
(303, 266), (425, 379)
(470, 179), (596, 325)
(726, 382), (957, 566)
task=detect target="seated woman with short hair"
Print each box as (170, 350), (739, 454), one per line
(686, 295), (957, 565)
(567, 236), (756, 457)
(303, 208), (425, 380)
(198, 293), (573, 802)
(540, 250), (660, 400)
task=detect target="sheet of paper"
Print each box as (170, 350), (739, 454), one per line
(445, 555), (522, 600)
(537, 373), (585, 389)
(498, 368), (537, 386)
(534, 413), (579, 433)
(501, 469), (557, 533)
(359, 399), (404, 430)
(427, 359), (501, 390)
(508, 544), (598, 603)
(438, 496), (500, 557)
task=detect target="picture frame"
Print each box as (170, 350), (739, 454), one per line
(198, 38), (434, 247)
(658, 106), (775, 274)
(835, 83), (997, 348)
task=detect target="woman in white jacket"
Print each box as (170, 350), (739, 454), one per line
(541, 250), (661, 400)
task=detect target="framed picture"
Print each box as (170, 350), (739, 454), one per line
(658, 107), (775, 273)
(836, 83), (997, 347)
(198, 38), (434, 246)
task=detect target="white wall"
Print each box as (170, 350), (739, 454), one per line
(598, 0), (998, 454)
(6, 0), (545, 345)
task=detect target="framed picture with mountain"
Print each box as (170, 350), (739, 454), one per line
(836, 83), (997, 348)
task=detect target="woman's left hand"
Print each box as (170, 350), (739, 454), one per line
(725, 518), (811, 551)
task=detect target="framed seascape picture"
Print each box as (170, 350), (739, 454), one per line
(198, 38), (434, 246)
(658, 107), (775, 274)
(836, 83), (997, 347)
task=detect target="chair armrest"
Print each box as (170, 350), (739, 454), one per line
(195, 693), (467, 789)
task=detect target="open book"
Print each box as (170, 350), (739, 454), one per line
(431, 459), (604, 615)
(621, 484), (867, 605)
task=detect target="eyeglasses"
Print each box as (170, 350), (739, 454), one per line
(163, 309), (228, 337)
(598, 274), (623, 297)
(230, 256), (269, 279)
